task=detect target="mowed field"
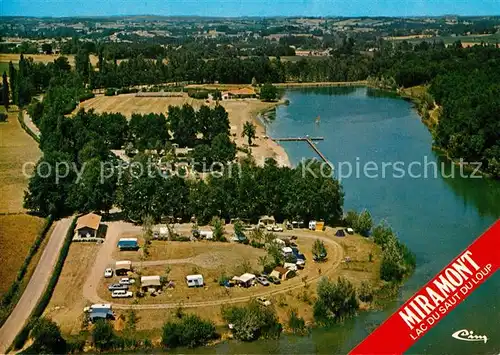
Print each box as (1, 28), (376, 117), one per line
(0, 53), (100, 67)
(0, 107), (46, 296)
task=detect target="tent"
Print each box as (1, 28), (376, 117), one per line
(335, 229), (346, 237)
(141, 275), (161, 289)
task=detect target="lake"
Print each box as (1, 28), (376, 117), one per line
(173, 86), (500, 354)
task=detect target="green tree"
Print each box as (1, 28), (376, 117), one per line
(161, 315), (217, 348)
(211, 133), (236, 164)
(313, 277), (359, 325)
(222, 300), (282, 341)
(372, 220), (394, 247)
(344, 210), (358, 228)
(241, 121), (257, 146)
(358, 281), (373, 302)
(287, 309), (306, 335)
(260, 83), (278, 102)
(2, 71), (9, 110)
(41, 43), (53, 54)
(312, 239), (327, 261)
(355, 210), (372, 236)
(28, 317), (67, 354)
(210, 216), (224, 241)
(92, 319), (115, 351)
(8, 61), (17, 105)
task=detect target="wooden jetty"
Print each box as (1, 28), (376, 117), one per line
(271, 136), (332, 167)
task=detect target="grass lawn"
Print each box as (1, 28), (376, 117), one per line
(44, 243), (100, 335)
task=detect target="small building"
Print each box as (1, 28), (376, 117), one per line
(115, 260), (132, 275)
(221, 87), (256, 100)
(270, 266), (296, 280)
(117, 238), (139, 251)
(238, 273), (256, 288)
(75, 213), (102, 239)
(186, 274), (204, 287)
(315, 221), (325, 231)
(140, 275), (162, 290)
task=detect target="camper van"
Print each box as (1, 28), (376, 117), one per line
(308, 220), (316, 230)
(186, 274), (204, 287)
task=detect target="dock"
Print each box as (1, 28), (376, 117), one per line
(271, 136), (332, 168)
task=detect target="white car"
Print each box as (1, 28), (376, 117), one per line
(111, 290), (133, 298)
(266, 225), (274, 231)
(257, 297), (271, 306)
(104, 268), (113, 278)
(119, 277), (135, 285)
(296, 259), (306, 268)
(272, 225), (283, 232)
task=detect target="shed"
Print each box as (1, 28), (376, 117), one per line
(238, 273), (256, 287)
(335, 229), (346, 237)
(117, 238), (138, 250)
(141, 275), (161, 289)
(115, 260), (132, 275)
(186, 274), (204, 287)
(315, 221), (325, 231)
(76, 213), (102, 238)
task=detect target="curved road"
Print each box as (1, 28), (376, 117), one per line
(83, 222), (344, 310)
(0, 217), (73, 353)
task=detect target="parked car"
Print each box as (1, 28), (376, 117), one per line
(267, 275), (281, 284)
(119, 277), (135, 285)
(296, 259), (306, 269)
(111, 290), (133, 298)
(272, 225), (284, 232)
(108, 283), (128, 291)
(256, 276), (270, 286)
(104, 268), (113, 278)
(257, 297), (271, 306)
(266, 225), (274, 231)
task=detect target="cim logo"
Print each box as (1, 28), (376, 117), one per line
(451, 329), (488, 343)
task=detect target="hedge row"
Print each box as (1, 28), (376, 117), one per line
(11, 216), (77, 351)
(0, 215), (54, 327)
(17, 111), (40, 143)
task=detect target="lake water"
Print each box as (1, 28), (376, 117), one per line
(174, 87), (500, 354)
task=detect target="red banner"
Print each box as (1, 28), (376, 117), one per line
(349, 219), (500, 354)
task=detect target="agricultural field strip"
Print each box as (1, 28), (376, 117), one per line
(83, 222), (344, 310)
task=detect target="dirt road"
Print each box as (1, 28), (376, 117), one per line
(0, 217), (73, 353)
(83, 221), (344, 310)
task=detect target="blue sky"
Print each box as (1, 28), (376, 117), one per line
(2, 0), (499, 17)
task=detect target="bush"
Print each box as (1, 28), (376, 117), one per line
(313, 277), (359, 325)
(288, 309), (307, 335)
(161, 314), (217, 348)
(222, 300), (282, 341)
(105, 88), (116, 96)
(358, 281), (373, 302)
(78, 92), (95, 102)
(0, 112), (8, 122)
(188, 90), (209, 99)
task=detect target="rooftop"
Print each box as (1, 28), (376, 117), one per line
(76, 213), (101, 230)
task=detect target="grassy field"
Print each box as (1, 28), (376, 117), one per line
(0, 53), (112, 68)
(385, 33), (500, 46)
(0, 214), (48, 296)
(0, 107), (41, 213)
(0, 106), (47, 297)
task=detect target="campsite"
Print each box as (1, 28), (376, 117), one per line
(41, 217), (381, 337)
